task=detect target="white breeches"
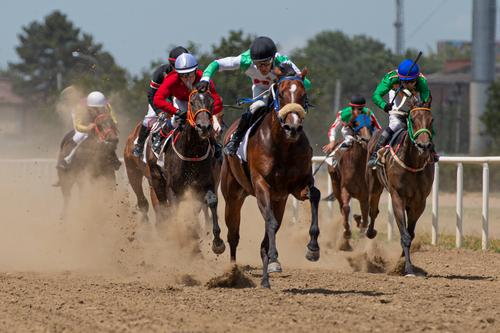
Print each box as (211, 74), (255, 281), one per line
(341, 127), (355, 144)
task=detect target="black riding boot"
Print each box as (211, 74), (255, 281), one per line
(223, 111), (252, 156)
(209, 136), (223, 161)
(56, 140), (77, 170)
(367, 127), (394, 168)
(133, 125), (150, 157)
(152, 123), (172, 154)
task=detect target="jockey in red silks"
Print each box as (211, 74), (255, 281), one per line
(133, 46), (189, 157)
(152, 53), (224, 155)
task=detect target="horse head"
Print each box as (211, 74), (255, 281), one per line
(93, 112), (119, 149)
(273, 63), (308, 141)
(187, 89), (214, 140)
(408, 97), (433, 153)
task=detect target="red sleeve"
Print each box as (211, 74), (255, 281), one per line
(209, 80), (223, 115)
(153, 74), (178, 115)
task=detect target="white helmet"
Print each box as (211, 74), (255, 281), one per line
(175, 53), (198, 74)
(86, 91), (107, 107)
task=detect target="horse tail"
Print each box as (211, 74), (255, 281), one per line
(322, 192), (336, 202)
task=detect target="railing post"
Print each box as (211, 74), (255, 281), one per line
(327, 173), (333, 211)
(456, 163), (463, 248)
(432, 162), (439, 245)
(387, 192), (394, 241)
(482, 163), (489, 250)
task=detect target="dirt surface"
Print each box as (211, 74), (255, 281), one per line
(0, 162), (499, 332)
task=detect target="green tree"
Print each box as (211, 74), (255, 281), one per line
(8, 10), (127, 102)
(482, 81), (500, 153)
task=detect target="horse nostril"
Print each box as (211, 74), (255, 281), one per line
(283, 125), (291, 131)
(297, 126), (303, 132)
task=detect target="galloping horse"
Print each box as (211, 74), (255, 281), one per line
(56, 112), (119, 217)
(327, 113), (374, 251)
(221, 65), (320, 288)
(365, 97), (434, 276)
(145, 89), (225, 255)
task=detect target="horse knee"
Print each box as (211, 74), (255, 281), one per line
(204, 191), (217, 208)
(401, 233), (412, 248)
(341, 205), (350, 218)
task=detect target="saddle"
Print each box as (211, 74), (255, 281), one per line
(235, 107), (268, 162)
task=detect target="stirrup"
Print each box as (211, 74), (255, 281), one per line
(223, 141), (240, 156)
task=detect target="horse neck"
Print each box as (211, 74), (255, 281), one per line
(398, 132), (428, 168)
(177, 124), (208, 153)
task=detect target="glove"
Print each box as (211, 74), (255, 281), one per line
(196, 80), (209, 93)
(383, 103), (393, 113)
(176, 108), (188, 119)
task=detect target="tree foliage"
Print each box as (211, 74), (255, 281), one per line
(8, 10), (127, 102)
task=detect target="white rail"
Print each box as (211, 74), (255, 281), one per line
(310, 155), (499, 251)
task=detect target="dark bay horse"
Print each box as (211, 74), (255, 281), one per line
(221, 66), (320, 288)
(146, 90), (225, 255)
(327, 114), (374, 251)
(365, 99), (434, 276)
(56, 112), (119, 217)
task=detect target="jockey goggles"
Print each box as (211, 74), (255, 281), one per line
(253, 58), (273, 67)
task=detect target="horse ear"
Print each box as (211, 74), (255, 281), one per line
(300, 67), (308, 79)
(273, 66), (283, 77)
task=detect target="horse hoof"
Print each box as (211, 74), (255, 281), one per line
(339, 240), (353, 252)
(211, 240), (226, 255)
(261, 280), (271, 289)
(305, 248), (320, 262)
(267, 261), (282, 274)
(405, 273), (416, 278)
(359, 227), (367, 237)
(366, 228), (377, 239)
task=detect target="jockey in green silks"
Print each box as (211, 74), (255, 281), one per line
(367, 58), (438, 168)
(196, 36), (311, 156)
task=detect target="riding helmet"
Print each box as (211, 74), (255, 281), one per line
(250, 36), (277, 62)
(168, 46), (189, 65)
(349, 95), (366, 107)
(397, 59), (420, 81)
(175, 53), (198, 74)
(86, 91), (107, 107)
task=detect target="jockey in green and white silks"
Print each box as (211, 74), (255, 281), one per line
(367, 58), (437, 168)
(196, 36), (311, 155)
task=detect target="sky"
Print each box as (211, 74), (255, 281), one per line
(0, 0), (486, 75)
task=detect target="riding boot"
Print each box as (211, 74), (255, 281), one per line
(367, 128), (394, 169)
(209, 136), (223, 161)
(133, 125), (150, 157)
(223, 111), (252, 156)
(56, 140), (77, 170)
(152, 123), (172, 154)
(430, 146), (440, 163)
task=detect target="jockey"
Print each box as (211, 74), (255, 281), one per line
(133, 46), (189, 157)
(57, 91), (120, 170)
(322, 94), (381, 154)
(152, 53), (223, 154)
(367, 58), (438, 168)
(196, 36), (310, 156)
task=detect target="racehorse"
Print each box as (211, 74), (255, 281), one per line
(221, 64), (320, 288)
(145, 89), (225, 255)
(56, 112), (119, 218)
(365, 96), (434, 276)
(327, 113), (374, 251)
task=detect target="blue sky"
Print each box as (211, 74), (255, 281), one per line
(0, 0), (483, 75)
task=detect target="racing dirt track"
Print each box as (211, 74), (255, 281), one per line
(0, 246), (498, 332)
(0, 165), (499, 332)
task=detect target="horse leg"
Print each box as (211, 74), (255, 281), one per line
(59, 173), (73, 220)
(359, 193), (369, 234)
(306, 186), (321, 261)
(366, 171), (383, 239)
(338, 187), (352, 251)
(125, 161), (149, 223)
(254, 178), (280, 288)
(391, 192), (415, 276)
(263, 199), (287, 274)
(148, 167), (167, 224)
(205, 190), (225, 255)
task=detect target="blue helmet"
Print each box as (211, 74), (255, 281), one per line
(397, 59), (420, 81)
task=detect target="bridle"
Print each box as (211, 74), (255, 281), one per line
(186, 89), (213, 128)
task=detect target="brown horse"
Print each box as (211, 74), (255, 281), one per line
(56, 112), (119, 218)
(221, 65), (320, 288)
(327, 117), (373, 251)
(124, 120), (156, 223)
(145, 90), (225, 254)
(365, 98), (434, 276)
